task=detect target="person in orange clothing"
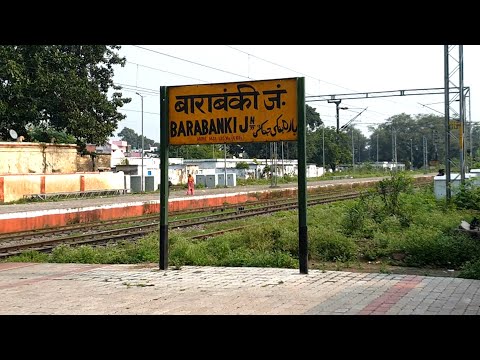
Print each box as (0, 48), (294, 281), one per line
(186, 174), (195, 195)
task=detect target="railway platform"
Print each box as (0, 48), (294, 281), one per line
(1, 262), (479, 315)
(0, 175), (433, 233)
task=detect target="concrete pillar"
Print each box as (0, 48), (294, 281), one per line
(80, 175), (85, 192)
(0, 177), (4, 203)
(40, 176), (46, 194)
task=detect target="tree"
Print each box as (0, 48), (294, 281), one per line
(171, 144), (225, 159)
(0, 45), (131, 145)
(306, 104), (323, 131)
(118, 127), (159, 153)
(118, 127), (140, 148)
(307, 126), (351, 171)
(369, 113), (446, 169)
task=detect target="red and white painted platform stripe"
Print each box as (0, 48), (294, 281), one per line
(0, 189), (282, 233)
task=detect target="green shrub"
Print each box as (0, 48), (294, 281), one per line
(376, 215), (404, 234)
(360, 232), (393, 261)
(376, 172), (413, 216)
(309, 231), (357, 262)
(28, 127), (77, 144)
(270, 227), (298, 255)
(342, 201), (367, 236)
(6, 250), (49, 263)
(238, 225), (278, 251)
(169, 237), (212, 267)
(390, 226), (480, 267)
(50, 245), (101, 263)
(219, 249), (297, 268)
(459, 258), (480, 279)
(121, 237), (159, 263)
(235, 161), (250, 169)
(205, 236), (232, 259)
(453, 180), (480, 210)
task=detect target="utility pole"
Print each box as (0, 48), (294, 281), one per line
(444, 45), (466, 199)
(394, 131), (397, 170)
(224, 144), (228, 187)
(460, 45), (465, 183)
(273, 142), (278, 186)
(391, 126), (395, 168)
(358, 134), (361, 162)
(328, 99), (348, 133)
(444, 46), (451, 200)
(351, 127), (355, 172)
(423, 136), (428, 174)
(269, 142), (273, 187)
(390, 121), (397, 171)
(135, 92), (144, 192)
(322, 126), (325, 171)
(410, 138), (413, 168)
(469, 94), (473, 170)
(281, 141), (285, 177)
(430, 126), (438, 163)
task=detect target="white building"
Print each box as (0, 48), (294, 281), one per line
(117, 152), (325, 191)
(183, 158), (324, 179)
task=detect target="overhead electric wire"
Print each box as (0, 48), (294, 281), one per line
(116, 83), (160, 96)
(132, 45), (249, 80)
(126, 61), (209, 83)
(417, 103), (445, 116)
(225, 45), (357, 92)
(225, 45), (428, 112)
(119, 108), (160, 116)
(128, 45), (318, 97)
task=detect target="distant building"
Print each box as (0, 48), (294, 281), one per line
(183, 158), (324, 179)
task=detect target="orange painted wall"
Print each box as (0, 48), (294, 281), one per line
(83, 172), (124, 191)
(45, 174), (83, 193)
(1, 172), (127, 203)
(3, 175), (42, 203)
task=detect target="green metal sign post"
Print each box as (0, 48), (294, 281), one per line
(160, 86), (169, 270)
(297, 77), (308, 274)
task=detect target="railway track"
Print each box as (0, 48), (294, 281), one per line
(0, 191), (360, 258)
(0, 179), (432, 258)
(0, 188), (356, 242)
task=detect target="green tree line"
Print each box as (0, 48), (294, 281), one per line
(0, 45), (130, 149)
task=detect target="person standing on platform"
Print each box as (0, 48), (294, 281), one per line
(187, 174), (195, 195)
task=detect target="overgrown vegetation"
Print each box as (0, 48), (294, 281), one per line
(27, 126), (77, 144)
(452, 179), (480, 211)
(235, 161), (250, 170)
(6, 173), (480, 280)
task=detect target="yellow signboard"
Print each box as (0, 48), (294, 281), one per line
(168, 78), (298, 145)
(449, 120), (461, 129)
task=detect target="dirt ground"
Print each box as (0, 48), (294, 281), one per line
(309, 260), (459, 278)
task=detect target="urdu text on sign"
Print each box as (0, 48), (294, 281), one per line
(168, 78), (298, 145)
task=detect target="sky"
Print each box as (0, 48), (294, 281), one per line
(112, 45), (479, 143)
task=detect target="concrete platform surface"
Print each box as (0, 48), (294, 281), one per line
(1, 262), (479, 315)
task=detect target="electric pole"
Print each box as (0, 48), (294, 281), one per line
(328, 99), (348, 133)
